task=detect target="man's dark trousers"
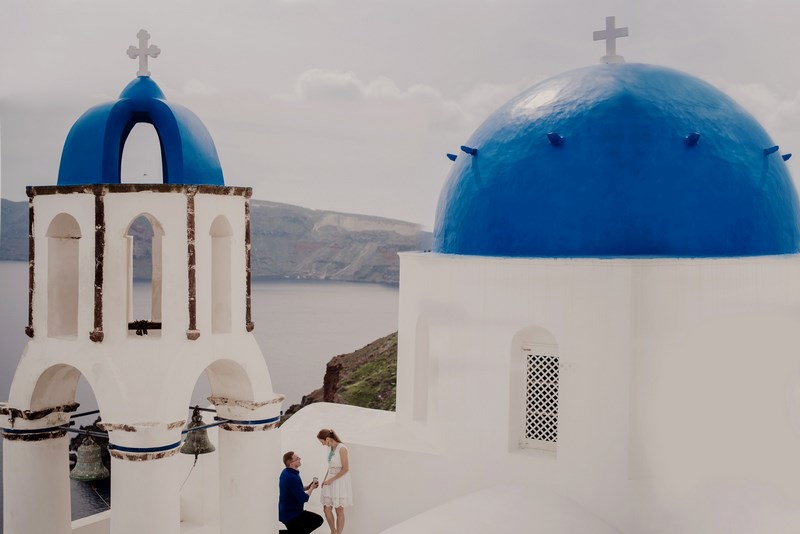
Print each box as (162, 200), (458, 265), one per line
(280, 510), (324, 534)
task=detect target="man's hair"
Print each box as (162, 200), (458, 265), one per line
(283, 451), (295, 467)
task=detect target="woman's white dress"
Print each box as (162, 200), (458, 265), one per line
(321, 444), (353, 508)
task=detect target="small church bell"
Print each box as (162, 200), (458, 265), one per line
(180, 407), (216, 457)
(70, 434), (110, 481)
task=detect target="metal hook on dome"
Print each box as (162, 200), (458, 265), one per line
(685, 132), (700, 146)
(460, 145), (478, 156)
(447, 153), (458, 161)
(764, 145), (780, 156)
(547, 132), (564, 147)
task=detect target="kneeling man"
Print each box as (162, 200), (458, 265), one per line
(279, 451), (323, 533)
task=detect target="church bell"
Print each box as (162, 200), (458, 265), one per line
(180, 407), (216, 457)
(70, 434), (110, 481)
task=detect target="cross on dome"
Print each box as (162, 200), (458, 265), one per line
(127, 29), (161, 77)
(593, 16), (628, 64)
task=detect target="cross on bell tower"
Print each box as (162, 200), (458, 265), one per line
(593, 16), (628, 64)
(127, 29), (161, 77)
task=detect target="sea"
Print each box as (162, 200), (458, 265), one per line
(0, 260), (399, 528)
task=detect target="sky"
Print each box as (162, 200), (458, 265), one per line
(2, 0), (800, 228)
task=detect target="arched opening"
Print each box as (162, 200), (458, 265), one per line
(120, 123), (163, 184)
(28, 364), (111, 524)
(509, 326), (559, 452)
(46, 213), (81, 338)
(179, 359), (255, 527)
(205, 359), (255, 401)
(210, 216), (233, 333)
(126, 214), (164, 333)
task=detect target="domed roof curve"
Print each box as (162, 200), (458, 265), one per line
(433, 63), (800, 257)
(57, 76), (224, 186)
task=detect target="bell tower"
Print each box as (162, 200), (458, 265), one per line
(1, 30), (284, 534)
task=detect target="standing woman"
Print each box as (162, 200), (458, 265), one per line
(317, 428), (352, 534)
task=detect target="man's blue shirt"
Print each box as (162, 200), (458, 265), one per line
(279, 467), (309, 523)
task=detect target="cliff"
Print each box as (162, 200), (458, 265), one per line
(0, 198), (431, 285)
(282, 331), (397, 421)
(248, 200), (428, 285)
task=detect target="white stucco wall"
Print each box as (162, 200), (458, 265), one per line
(627, 258), (800, 532)
(286, 252), (800, 534)
(393, 253), (636, 531)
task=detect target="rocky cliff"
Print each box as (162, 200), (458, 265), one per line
(0, 198), (431, 285)
(282, 332), (397, 421)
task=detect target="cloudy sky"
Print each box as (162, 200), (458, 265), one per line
(2, 0), (799, 227)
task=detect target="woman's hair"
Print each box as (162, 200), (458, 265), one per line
(316, 428), (342, 443)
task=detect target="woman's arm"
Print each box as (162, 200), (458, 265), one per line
(338, 447), (349, 477)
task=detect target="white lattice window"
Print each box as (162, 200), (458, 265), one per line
(521, 350), (558, 450)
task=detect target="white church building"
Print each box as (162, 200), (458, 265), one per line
(283, 18), (800, 534)
(5, 20), (800, 534)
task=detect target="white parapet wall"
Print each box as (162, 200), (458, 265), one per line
(72, 511), (110, 534)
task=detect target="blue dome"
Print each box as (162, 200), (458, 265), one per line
(58, 76), (224, 186)
(433, 63), (800, 257)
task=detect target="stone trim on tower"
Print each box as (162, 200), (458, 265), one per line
(25, 193), (35, 338)
(98, 419), (186, 461)
(107, 443), (182, 461)
(90, 187), (106, 342)
(207, 395), (285, 410)
(186, 187), (200, 340)
(208, 395), (284, 432)
(28, 184), (252, 197)
(0, 427), (69, 442)
(218, 417), (280, 432)
(0, 401), (80, 423)
(245, 198), (254, 332)
(0, 401), (79, 441)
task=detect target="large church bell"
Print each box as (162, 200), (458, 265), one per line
(180, 406), (216, 457)
(69, 434), (110, 481)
